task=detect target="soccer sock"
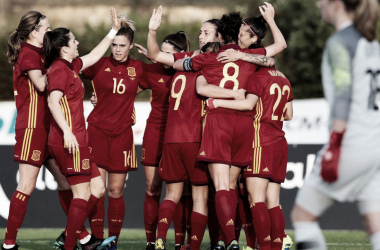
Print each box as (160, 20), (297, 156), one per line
(108, 196), (125, 245)
(144, 192), (160, 243)
(185, 195), (193, 246)
(156, 199), (176, 241)
(293, 221), (327, 250)
(207, 196), (220, 244)
(65, 198), (88, 250)
(4, 191), (30, 245)
(58, 189), (73, 215)
(79, 194), (99, 240)
(238, 193), (256, 248)
(370, 231), (380, 250)
(268, 206), (285, 250)
(250, 202), (271, 250)
(235, 198), (242, 241)
(190, 212), (208, 250)
(173, 196), (186, 245)
(215, 190), (236, 245)
(89, 196), (105, 239)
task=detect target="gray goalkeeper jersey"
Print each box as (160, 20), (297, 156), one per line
(322, 24), (380, 150)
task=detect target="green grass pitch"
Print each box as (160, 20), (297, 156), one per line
(0, 229), (371, 249)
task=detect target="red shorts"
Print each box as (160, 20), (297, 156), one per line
(141, 140), (163, 167)
(243, 137), (288, 183)
(159, 142), (209, 185)
(88, 124), (138, 173)
(14, 128), (50, 167)
(197, 110), (253, 167)
(48, 146), (100, 185)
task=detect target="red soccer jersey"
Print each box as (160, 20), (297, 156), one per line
(47, 58), (87, 148)
(13, 43), (50, 129)
(191, 44), (266, 95)
(139, 62), (175, 126)
(164, 52), (204, 144)
(247, 67), (294, 147)
(82, 55), (144, 136)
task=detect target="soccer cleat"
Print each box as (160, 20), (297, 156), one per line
(80, 235), (116, 250)
(227, 240), (239, 250)
(155, 237), (166, 250)
(215, 240), (226, 250)
(54, 231), (79, 250)
(282, 234), (294, 250)
(207, 242), (217, 250)
(179, 245), (191, 250)
(175, 244), (183, 250)
(2, 244), (19, 250)
(145, 243), (155, 250)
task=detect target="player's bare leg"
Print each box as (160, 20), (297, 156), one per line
(209, 163), (230, 191)
(246, 177), (271, 250)
(45, 159), (71, 190)
(229, 166), (241, 190)
(144, 166), (163, 196)
(359, 201), (380, 249)
(16, 164), (40, 195)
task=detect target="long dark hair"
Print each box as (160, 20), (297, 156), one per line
(7, 11), (46, 64)
(243, 16), (267, 49)
(43, 28), (71, 68)
(204, 19), (220, 38)
(218, 12), (242, 45)
(162, 31), (191, 52)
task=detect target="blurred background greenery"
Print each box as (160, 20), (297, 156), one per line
(0, 0), (379, 100)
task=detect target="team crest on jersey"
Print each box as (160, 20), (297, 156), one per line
(31, 150), (41, 161)
(82, 159), (90, 170)
(127, 67), (136, 77)
(104, 68), (111, 72)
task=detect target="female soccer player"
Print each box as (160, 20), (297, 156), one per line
(44, 8), (120, 250)
(173, 3), (286, 249)
(3, 11), (75, 250)
(291, 0), (380, 249)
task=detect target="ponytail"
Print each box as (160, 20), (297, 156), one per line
(43, 28), (70, 68)
(163, 31), (191, 52)
(116, 13), (136, 43)
(6, 11), (46, 64)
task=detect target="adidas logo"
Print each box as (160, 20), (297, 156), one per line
(263, 167), (269, 172)
(105, 68), (111, 72)
(264, 235), (271, 241)
(191, 235), (198, 241)
(158, 78), (164, 82)
(199, 151), (206, 156)
(273, 238), (282, 243)
(250, 203), (255, 208)
(226, 219), (234, 226)
(159, 218), (168, 224)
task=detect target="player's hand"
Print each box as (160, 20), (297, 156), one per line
(320, 131), (344, 183)
(234, 89), (246, 100)
(149, 5), (162, 31)
(217, 49), (242, 63)
(206, 98), (218, 110)
(134, 43), (148, 57)
(63, 130), (79, 154)
(90, 92), (97, 106)
(110, 7), (121, 31)
(260, 2), (275, 21)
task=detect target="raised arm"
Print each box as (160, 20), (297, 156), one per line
(27, 70), (47, 92)
(217, 49), (275, 66)
(208, 93), (259, 111)
(196, 75), (245, 99)
(147, 6), (175, 66)
(48, 91), (79, 154)
(260, 2), (286, 57)
(80, 7), (121, 71)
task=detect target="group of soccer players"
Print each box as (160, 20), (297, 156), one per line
(3, 2), (298, 250)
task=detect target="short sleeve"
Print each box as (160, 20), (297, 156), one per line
(288, 85), (294, 102)
(190, 53), (209, 72)
(173, 52), (193, 62)
(81, 64), (95, 80)
(246, 76), (263, 97)
(48, 69), (69, 95)
(19, 52), (41, 73)
(139, 64), (152, 90)
(248, 48), (266, 56)
(72, 58), (83, 74)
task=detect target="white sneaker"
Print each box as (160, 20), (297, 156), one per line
(282, 234), (294, 250)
